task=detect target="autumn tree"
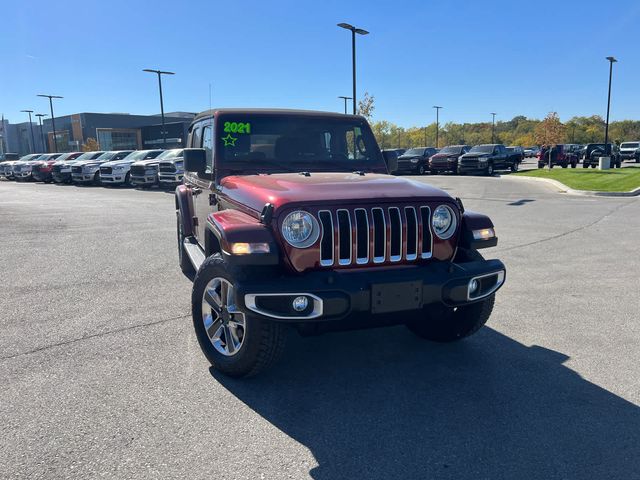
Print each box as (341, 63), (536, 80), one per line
(534, 112), (566, 146)
(357, 92), (375, 120)
(82, 138), (100, 151)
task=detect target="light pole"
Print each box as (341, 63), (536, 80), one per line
(35, 114), (48, 152)
(337, 23), (369, 115)
(20, 110), (36, 153)
(604, 56), (617, 157)
(490, 112), (497, 143)
(338, 96), (352, 114)
(432, 106), (442, 147)
(37, 94), (63, 153)
(143, 69), (175, 147)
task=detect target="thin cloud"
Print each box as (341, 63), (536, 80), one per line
(26, 54), (37, 59)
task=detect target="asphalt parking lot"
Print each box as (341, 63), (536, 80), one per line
(1, 174), (639, 480)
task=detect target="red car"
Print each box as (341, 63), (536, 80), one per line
(174, 109), (506, 377)
(32, 152), (83, 182)
(537, 145), (578, 168)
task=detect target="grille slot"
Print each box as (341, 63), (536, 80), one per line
(389, 207), (402, 261)
(354, 209), (369, 264)
(316, 206), (433, 267)
(72, 166), (82, 173)
(405, 207), (418, 260)
(371, 208), (386, 263)
(101, 166), (112, 175)
(336, 209), (352, 265)
(419, 206), (433, 259)
(318, 211), (334, 266)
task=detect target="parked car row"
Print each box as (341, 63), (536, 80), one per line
(384, 143), (523, 176)
(0, 148), (186, 187)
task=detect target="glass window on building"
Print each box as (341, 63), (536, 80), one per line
(96, 129), (140, 150)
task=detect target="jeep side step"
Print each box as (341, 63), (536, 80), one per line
(183, 238), (206, 271)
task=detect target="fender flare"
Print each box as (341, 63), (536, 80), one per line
(175, 184), (195, 237)
(206, 209), (279, 266)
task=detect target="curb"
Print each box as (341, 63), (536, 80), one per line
(504, 174), (640, 197)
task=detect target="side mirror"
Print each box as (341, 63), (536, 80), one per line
(183, 148), (206, 174)
(382, 150), (398, 174)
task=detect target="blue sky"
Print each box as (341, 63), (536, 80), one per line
(1, 0), (639, 126)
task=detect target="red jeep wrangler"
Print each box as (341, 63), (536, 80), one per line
(176, 109), (506, 377)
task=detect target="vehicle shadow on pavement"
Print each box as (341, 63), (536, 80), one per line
(211, 326), (639, 479)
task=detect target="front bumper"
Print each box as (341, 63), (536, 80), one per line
(131, 174), (157, 185)
(233, 259), (505, 323)
(430, 160), (457, 172)
(620, 153), (637, 160)
(32, 170), (52, 181)
(13, 171), (33, 179)
(72, 172), (97, 182)
(458, 163), (488, 173)
(52, 171), (71, 182)
(100, 173), (128, 184)
(158, 173), (184, 183)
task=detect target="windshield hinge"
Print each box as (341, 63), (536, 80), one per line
(352, 170), (366, 176)
(298, 171), (311, 177)
(260, 203), (274, 224)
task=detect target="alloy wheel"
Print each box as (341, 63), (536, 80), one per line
(201, 277), (246, 356)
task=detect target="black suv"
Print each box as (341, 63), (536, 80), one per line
(581, 144), (621, 168)
(396, 147), (438, 175)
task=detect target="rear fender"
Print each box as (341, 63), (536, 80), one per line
(459, 211), (498, 250)
(206, 210), (279, 266)
(175, 184), (195, 237)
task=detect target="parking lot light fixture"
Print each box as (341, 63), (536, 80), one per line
(490, 112), (497, 143)
(604, 57), (617, 156)
(433, 106), (442, 148)
(20, 110), (36, 154)
(35, 114), (48, 152)
(338, 96), (352, 115)
(143, 69), (175, 147)
(337, 23), (369, 115)
(37, 95), (63, 153)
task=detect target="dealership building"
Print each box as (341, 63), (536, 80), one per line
(1, 112), (195, 156)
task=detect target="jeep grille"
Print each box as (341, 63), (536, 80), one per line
(317, 206), (432, 267)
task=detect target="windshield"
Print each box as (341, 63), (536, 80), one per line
(621, 142), (639, 148)
(74, 152), (103, 161)
(216, 115), (383, 171)
(469, 145), (495, 154)
(403, 148), (424, 156)
(96, 151), (118, 161)
(438, 146), (464, 154)
(123, 151), (148, 161)
(157, 149), (183, 159)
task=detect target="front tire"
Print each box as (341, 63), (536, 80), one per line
(485, 163), (494, 176)
(417, 164), (426, 175)
(192, 254), (287, 377)
(510, 162), (519, 172)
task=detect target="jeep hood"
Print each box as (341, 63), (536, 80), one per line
(219, 172), (453, 213)
(131, 158), (160, 167)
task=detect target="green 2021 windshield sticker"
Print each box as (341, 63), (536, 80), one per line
(221, 121), (251, 147)
(223, 121), (251, 134)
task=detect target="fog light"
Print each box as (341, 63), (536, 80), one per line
(469, 279), (479, 294)
(292, 296), (308, 312)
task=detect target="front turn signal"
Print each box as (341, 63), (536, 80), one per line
(230, 242), (270, 255)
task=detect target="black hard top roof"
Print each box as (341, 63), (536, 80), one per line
(193, 108), (365, 123)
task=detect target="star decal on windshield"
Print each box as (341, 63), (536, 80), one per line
(221, 134), (238, 146)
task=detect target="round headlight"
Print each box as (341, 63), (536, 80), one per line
(281, 211), (319, 248)
(432, 205), (457, 239)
